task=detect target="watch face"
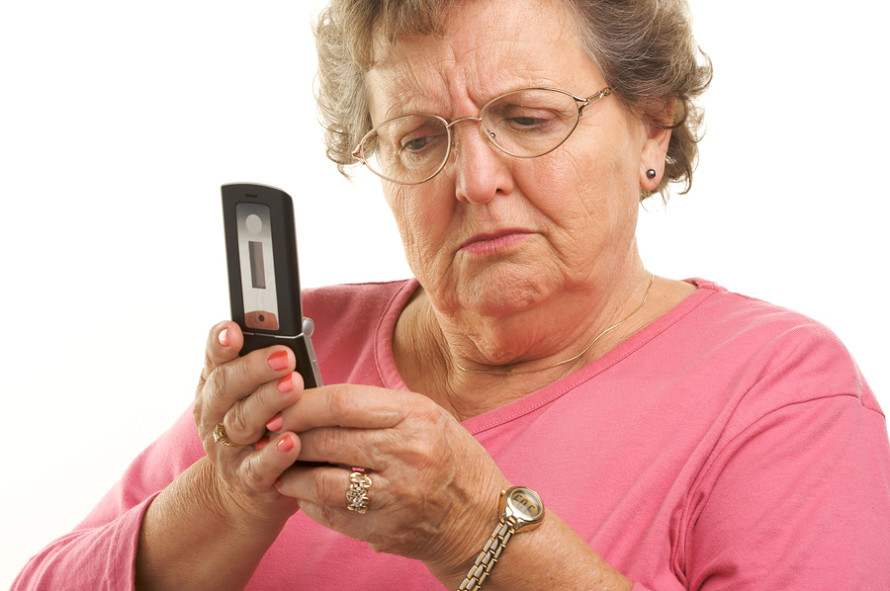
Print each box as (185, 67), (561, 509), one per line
(505, 487), (544, 522)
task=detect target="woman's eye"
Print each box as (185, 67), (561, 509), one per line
(400, 129), (445, 153)
(492, 105), (558, 131)
(509, 114), (548, 127)
(402, 135), (432, 151)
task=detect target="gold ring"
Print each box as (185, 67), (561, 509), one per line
(212, 422), (240, 447)
(346, 470), (373, 514)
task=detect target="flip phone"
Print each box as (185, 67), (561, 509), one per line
(221, 183), (323, 388)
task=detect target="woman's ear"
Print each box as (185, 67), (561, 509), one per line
(639, 102), (675, 191)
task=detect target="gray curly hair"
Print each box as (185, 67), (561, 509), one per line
(314, 0), (712, 200)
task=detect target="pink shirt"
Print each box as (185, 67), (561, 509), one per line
(14, 279), (890, 590)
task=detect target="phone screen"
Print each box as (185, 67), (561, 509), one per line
(235, 202), (280, 330)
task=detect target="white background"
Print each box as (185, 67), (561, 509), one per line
(2, 1), (888, 586)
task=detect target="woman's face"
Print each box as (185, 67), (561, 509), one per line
(365, 0), (669, 319)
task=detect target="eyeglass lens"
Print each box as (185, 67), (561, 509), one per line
(360, 88), (583, 184)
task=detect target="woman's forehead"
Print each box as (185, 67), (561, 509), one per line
(365, 0), (596, 118)
(366, 52), (562, 117)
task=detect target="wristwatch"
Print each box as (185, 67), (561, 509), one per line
(457, 486), (545, 590)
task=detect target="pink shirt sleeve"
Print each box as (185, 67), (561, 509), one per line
(679, 394), (890, 589)
(11, 407), (204, 591)
(663, 312), (890, 590)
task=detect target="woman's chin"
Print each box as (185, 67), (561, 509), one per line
(457, 271), (557, 318)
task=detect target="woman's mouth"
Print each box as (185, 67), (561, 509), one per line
(459, 230), (533, 255)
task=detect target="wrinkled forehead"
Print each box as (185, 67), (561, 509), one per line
(364, 0), (586, 118)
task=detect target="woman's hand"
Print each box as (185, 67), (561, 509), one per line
(192, 321), (306, 527)
(136, 321), (314, 591)
(270, 384), (511, 580)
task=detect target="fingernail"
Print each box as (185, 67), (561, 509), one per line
(277, 373), (294, 393)
(267, 350), (289, 371)
(266, 413), (283, 432)
(255, 437), (270, 451)
(218, 328), (229, 347)
(277, 434), (295, 453)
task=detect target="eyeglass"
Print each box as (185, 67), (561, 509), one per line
(351, 86), (612, 185)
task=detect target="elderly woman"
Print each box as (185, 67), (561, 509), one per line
(13, 0), (890, 589)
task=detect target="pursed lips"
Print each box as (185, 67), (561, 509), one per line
(458, 229), (533, 255)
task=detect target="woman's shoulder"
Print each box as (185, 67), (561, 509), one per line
(678, 278), (878, 413)
(646, 278), (851, 363)
(688, 278), (843, 340)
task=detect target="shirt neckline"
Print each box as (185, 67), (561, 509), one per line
(374, 278), (720, 433)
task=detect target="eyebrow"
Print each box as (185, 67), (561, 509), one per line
(368, 68), (449, 122)
(369, 71), (567, 123)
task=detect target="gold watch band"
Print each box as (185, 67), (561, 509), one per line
(457, 516), (517, 591)
(457, 487), (545, 590)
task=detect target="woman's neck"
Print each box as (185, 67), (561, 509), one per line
(393, 269), (693, 421)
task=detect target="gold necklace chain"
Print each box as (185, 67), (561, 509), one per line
(454, 273), (656, 375)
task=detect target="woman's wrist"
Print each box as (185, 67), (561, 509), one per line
(433, 507), (633, 591)
(422, 477), (511, 586)
(200, 455), (299, 533)
(136, 457), (294, 591)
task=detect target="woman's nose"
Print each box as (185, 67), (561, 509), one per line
(448, 120), (515, 204)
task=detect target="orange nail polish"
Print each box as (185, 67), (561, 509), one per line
(267, 350), (289, 371)
(277, 434), (295, 453)
(277, 373), (294, 393)
(255, 437), (270, 451)
(266, 413), (284, 432)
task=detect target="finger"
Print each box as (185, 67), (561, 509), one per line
(194, 321), (243, 445)
(278, 465), (385, 518)
(277, 465), (400, 551)
(279, 384), (408, 433)
(294, 400), (449, 470)
(295, 427), (381, 469)
(202, 346), (296, 424)
(225, 371), (305, 444)
(238, 432), (303, 492)
(277, 466), (352, 537)
(199, 321), (243, 388)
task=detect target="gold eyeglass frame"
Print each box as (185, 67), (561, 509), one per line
(351, 86), (613, 185)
